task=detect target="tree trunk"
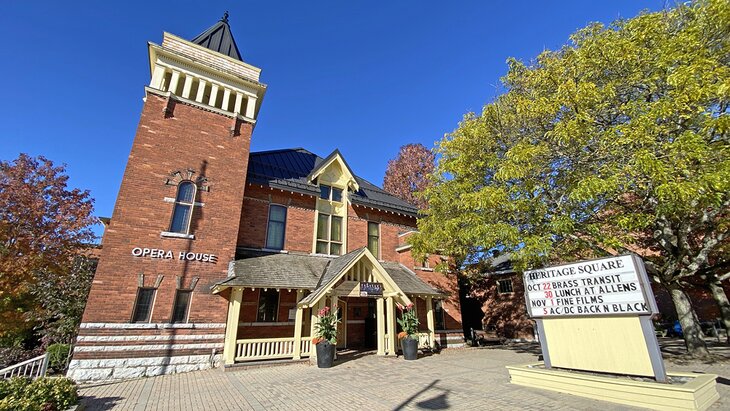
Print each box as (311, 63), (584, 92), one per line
(708, 279), (730, 344)
(667, 282), (710, 357)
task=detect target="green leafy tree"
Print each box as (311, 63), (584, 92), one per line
(30, 255), (97, 345)
(413, 0), (729, 357)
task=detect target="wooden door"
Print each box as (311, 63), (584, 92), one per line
(337, 299), (347, 349)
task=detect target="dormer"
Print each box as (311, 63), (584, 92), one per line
(307, 149), (359, 192)
(309, 150), (359, 256)
(145, 13), (267, 124)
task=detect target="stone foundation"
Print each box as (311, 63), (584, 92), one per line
(437, 330), (465, 348)
(67, 353), (222, 382)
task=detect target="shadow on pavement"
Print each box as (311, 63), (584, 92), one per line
(393, 379), (451, 410)
(657, 337), (730, 364)
(80, 395), (124, 411)
(333, 349), (378, 366)
(481, 341), (542, 356)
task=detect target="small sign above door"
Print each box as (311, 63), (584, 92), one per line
(360, 282), (383, 297)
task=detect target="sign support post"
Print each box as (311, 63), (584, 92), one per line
(534, 319), (551, 369)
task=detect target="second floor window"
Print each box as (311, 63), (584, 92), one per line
(316, 213), (342, 255)
(368, 222), (380, 259)
(320, 184), (343, 202)
(170, 181), (196, 234)
(266, 205), (287, 250)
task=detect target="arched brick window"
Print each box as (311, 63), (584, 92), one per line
(169, 181), (196, 234)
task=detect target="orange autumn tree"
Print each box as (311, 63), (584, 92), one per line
(383, 143), (435, 210)
(0, 154), (95, 344)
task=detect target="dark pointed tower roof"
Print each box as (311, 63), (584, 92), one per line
(191, 12), (243, 61)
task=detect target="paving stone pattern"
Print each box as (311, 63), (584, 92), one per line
(79, 347), (729, 410)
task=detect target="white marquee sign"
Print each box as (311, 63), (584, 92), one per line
(524, 255), (655, 318)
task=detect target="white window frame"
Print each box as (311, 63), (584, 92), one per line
(131, 287), (157, 323)
(171, 289), (193, 324)
(168, 180), (197, 235)
(497, 278), (514, 294)
(265, 204), (287, 250)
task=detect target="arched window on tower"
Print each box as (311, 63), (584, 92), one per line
(170, 181), (196, 234)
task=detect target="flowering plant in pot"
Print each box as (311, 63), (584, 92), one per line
(396, 302), (420, 360)
(312, 306), (339, 368)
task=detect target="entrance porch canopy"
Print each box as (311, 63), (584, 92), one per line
(211, 247), (445, 364)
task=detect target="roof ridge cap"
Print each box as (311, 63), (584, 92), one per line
(250, 147), (316, 156)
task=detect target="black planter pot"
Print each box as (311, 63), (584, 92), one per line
(402, 337), (418, 360)
(315, 341), (335, 368)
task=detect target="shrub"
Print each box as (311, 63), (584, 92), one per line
(0, 346), (44, 369)
(0, 377), (78, 411)
(46, 344), (70, 373)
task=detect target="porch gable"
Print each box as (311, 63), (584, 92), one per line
(297, 247), (412, 309)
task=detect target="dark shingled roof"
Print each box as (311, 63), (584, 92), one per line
(299, 248), (367, 306)
(216, 249), (443, 300)
(490, 253), (515, 273)
(191, 12), (243, 61)
(315, 248), (364, 289)
(219, 253), (327, 289)
(380, 262), (444, 296)
(246, 148), (419, 217)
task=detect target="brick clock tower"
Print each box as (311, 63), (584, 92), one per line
(68, 14), (266, 381)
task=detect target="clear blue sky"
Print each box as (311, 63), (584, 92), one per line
(0, 1), (664, 237)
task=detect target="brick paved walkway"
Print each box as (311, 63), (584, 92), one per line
(79, 346), (729, 410)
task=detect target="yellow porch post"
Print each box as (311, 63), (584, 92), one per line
(426, 296), (435, 348)
(386, 296), (396, 356)
(293, 290), (304, 360)
(310, 299), (323, 359)
(376, 297), (385, 355)
(223, 287), (243, 365)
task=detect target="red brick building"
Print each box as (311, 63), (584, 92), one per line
(68, 15), (463, 381)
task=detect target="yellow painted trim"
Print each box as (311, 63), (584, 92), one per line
(426, 296), (435, 346)
(223, 288), (243, 365)
(376, 298), (385, 355)
(386, 297), (396, 356)
(299, 248), (411, 309)
(293, 304), (304, 360)
(308, 153), (359, 191)
(507, 363), (719, 411)
(233, 336), (312, 362)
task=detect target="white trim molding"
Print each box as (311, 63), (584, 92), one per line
(79, 322), (226, 329)
(76, 334), (224, 343)
(73, 343), (223, 353)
